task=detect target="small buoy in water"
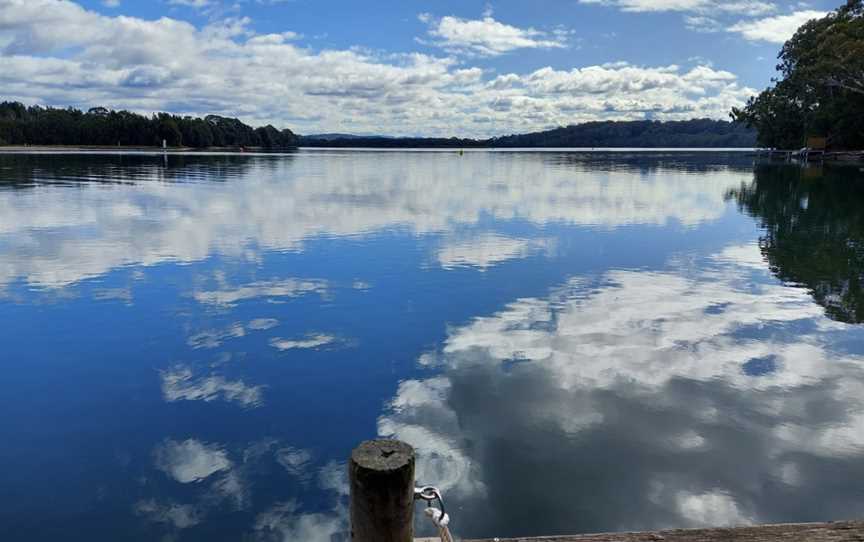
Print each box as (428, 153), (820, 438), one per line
(458, 149), (464, 156)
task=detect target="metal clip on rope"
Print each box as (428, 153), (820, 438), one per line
(414, 486), (454, 542)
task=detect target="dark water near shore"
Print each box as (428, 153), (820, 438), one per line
(2, 150), (864, 541)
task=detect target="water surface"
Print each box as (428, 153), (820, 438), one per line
(2, 150), (864, 541)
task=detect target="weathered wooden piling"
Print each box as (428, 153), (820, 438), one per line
(350, 439), (416, 542)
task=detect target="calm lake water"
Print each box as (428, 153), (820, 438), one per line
(2, 150), (864, 541)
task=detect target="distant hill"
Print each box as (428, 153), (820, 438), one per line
(303, 133), (392, 141)
(300, 135), (485, 148)
(0, 101), (755, 150)
(301, 119), (757, 148)
(489, 119), (757, 148)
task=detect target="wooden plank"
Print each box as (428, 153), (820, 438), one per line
(420, 521), (864, 542)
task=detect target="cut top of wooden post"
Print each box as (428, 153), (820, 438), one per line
(350, 439), (416, 542)
(352, 439), (414, 472)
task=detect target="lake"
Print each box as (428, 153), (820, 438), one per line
(2, 150), (864, 541)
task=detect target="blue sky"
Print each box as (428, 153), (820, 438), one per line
(0, 0), (839, 136)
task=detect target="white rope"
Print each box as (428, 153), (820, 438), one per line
(423, 506), (454, 542)
(415, 485), (455, 542)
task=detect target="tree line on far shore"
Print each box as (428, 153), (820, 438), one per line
(300, 119), (756, 148)
(0, 101), (756, 149)
(0, 102), (298, 149)
(486, 119), (756, 148)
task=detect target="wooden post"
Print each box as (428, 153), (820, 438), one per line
(350, 439), (415, 542)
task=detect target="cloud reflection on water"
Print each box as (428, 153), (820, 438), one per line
(154, 439), (232, 484)
(138, 438), (348, 541)
(437, 234), (554, 270)
(193, 279), (329, 308)
(134, 500), (203, 530)
(381, 243), (864, 538)
(270, 334), (338, 351)
(6, 153), (827, 541)
(0, 152), (752, 289)
(161, 365), (264, 407)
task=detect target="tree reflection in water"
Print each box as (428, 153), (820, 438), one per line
(729, 163), (864, 324)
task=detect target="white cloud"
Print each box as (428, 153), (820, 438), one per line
(579, 0), (709, 11)
(519, 63), (741, 97)
(716, 243), (768, 269)
(721, 1), (778, 16)
(270, 334), (336, 350)
(210, 470), (251, 510)
(193, 279), (329, 307)
(168, 0), (213, 7)
(186, 318), (280, 349)
(276, 447), (313, 476)
(317, 461), (349, 497)
(437, 234), (552, 270)
(676, 491), (753, 527)
(93, 287), (133, 303)
(0, 0), (754, 137)
(248, 318), (280, 330)
(253, 501), (346, 542)
(136, 437), (347, 539)
(580, 0), (791, 45)
(438, 259), (829, 389)
(379, 242), (864, 533)
(101, 0), (119, 7)
(579, 0), (776, 15)
(378, 377), (484, 503)
(728, 10), (827, 43)
(134, 500), (202, 529)
(420, 14), (570, 56)
(187, 323), (246, 349)
(685, 15), (722, 32)
(154, 439), (232, 483)
(0, 154), (753, 290)
(161, 365), (264, 407)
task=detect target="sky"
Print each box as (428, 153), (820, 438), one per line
(0, 0), (840, 137)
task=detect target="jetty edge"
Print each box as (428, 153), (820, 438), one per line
(350, 438), (864, 542)
(422, 520), (864, 541)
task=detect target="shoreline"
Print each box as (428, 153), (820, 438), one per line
(1, 145), (862, 162)
(0, 145), (293, 153)
(1, 145), (757, 153)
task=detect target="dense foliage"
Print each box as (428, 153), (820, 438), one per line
(0, 101), (755, 149)
(302, 119), (756, 148)
(732, 0), (864, 149)
(0, 102), (298, 148)
(729, 163), (864, 323)
(487, 119), (755, 148)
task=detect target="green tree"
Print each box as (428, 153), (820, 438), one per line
(732, 0), (864, 149)
(0, 100), (300, 149)
(156, 113), (182, 146)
